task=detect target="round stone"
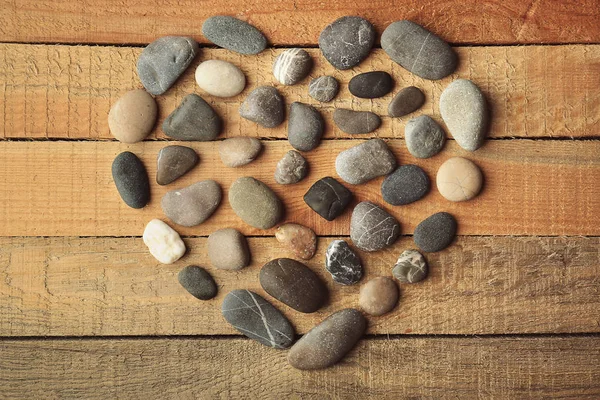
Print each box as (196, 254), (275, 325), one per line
(108, 89), (157, 143)
(335, 139), (396, 185)
(219, 137), (262, 168)
(308, 76), (339, 103)
(112, 151), (150, 209)
(142, 219), (186, 264)
(195, 60), (246, 97)
(274, 150), (308, 185)
(325, 240), (362, 285)
(333, 109), (381, 135)
(162, 93), (222, 141)
(239, 86), (285, 128)
(392, 249), (428, 283)
(303, 177), (353, 221)
(229, 177), (284, 230)
(288, 102), (325, 151)
(207, 228), (250, 270)
(275, 223), (317, 260)
(359, 277), (399, 316)
(348, 71), (394, 99)
(156, 145), (199, 186)
(436, 157), (483, 201)
(414, 212), (457, 253)
(381, 165), (430, 206)
(161, 180), (221, 227)
(178, 265), (217, 300)
(405, 115), (446, 159)
(350, 201), (401, 252)
(273, 48), (313, 85)
(202, 16), (267, 55)
(388, 86), (425, 117)
(319, 16), (375, 70)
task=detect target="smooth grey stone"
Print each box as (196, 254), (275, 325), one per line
(156, 145), (199, 185)
(350, 201), (401, 252)
(381, 165), (430, 206)
(414, 212), (457, 252)
(388, 86), (425, 117)
(381, 20), (457, 80)
(325, 240), (362, 285)
(392, 249), (428, 283)
(318, 16), (375, 70)
(202, 16), (267, 55)
(178, 265), (217, 300)
(303, 177), (353, 221)
(335, 139), (396, 184)
(162, 94), (222, 141)
(405, 115), (446, 158)
(348, 71), (394, 99)
(239, 86), (285, 128)
(274, 150), (308, 185)
(137, 36), (199, 95)
(222, 289), (295, 349)
(161, 180), (221, 227)
(288, 102), (324, 151)
(273, 48), (313, 85)
(333, 109), (381, 134)
(229, 177), (283, 229)
(308, 76), (339, 103)
(112, 151), (150, 209)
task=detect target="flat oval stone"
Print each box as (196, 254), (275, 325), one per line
(112, 151), (150, 209)
(222, 289), (295, 349)
(359, 277), (399, 316)
(195, 60), (246, 97)
(161, 180), (221, 227)
(288, 102), (325, 151)
(273, 48), (313, 85)
(381, 20), (457, 80)
(414, 212), (457, 252)
(207, 228), (250, 270)
(288, 308), (367, 370)
(178, 265), (217, 300)
(348, 71), (394, 99)
(325, 240), (362, 285)
(239, 86), (285, 128)
(388, 86), (425, 117)
(319, 16), (375, 70)
(260, 258), (328, 313)
(405, 115), (446, 158)
(335, 139), (396, 185)
(393, 249), (428, 283)
(219, 137), (262, 168)
(202, 16), (267, 55)
(275, 223), (317, 260)
(350, 201), (401, 252)
(156, 145), (199, 186)
(436, 157), (483, 201)
(142, 219), (186, 264)
(137, 36), (199, 95)
(381, 164), (430, 206)
(274, 150), (308, 185)
(108, 89), (157, 143)
(229, 177), (283, 229)
(333, 109), (381, 135)
(308, 76), (339, 103)
(162, 94), (222, 141)
(303, 177), (353, 221)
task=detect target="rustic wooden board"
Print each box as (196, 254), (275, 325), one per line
(2, 44), (599, 140)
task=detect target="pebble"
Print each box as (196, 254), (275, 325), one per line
(325, 240), (362, 285)
(350, 201), (401, 252)
(161, 180), (221, 227)
(414, 212), (457, 252)
(202, 16), (267, 55)
(219, 137), (262, 167)
(207, 228), (250, 270)
(288, 308), (367, 370)
(335, 139), (396, 184)
(273, 48), (313, 85)
(308, 76), (339, 103)
(222, 289), (295, 349)
(288, 102), (325, 151)
(381, 20), (457, 80)
(239, 86), (285, 128)
(333, 109), (381, 134)
(229, 177), (283, 229)
(436, 157), (483, 202)
(142, 219), (186, 264)
(388, 86), (425, 117)
(319, 16), (375, 70)
(162, 93), (222, 141)
(393, 249), (428, 283)
(137, 36), (199, 95)
(108, 89), (157, 143)
(260, 258), (328, 313)
(405, 115), (446, 159)
(381, 165), (430, 206)
(275, 223), (317, 260)
(440, 79), (489, 151)
(348, 71), (394, 99)
(359, 277), (399, 316)
(178, 265), (217, 300)
(112, 151), (150, 209)
(156, 145), (199, 186)
(303, 177), (353, 221)
(274, 150), (308, 184)
(195, 60), (246, 97)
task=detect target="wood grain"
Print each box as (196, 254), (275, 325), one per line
(2, 44), (600, 140)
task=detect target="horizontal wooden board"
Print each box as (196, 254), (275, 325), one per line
(1, 44), (600, 140)
(1, 236), (598, 336)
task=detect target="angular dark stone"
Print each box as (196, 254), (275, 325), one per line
(288, 102), (325, 151)
(335, 139), (396, 185)
(414, 212), (457, 252)
(308, 76), (339, 103)
(112, 151), (150, 209)
(202, 16), (267, 55)
(239, 86), (285, 128)
(325, 240), (363, 285)
(333, 109), (381, 134)
(156, 145), (199, 185)
(162, 94), (222, 141)
(178, 265), (217, 300)
(405, 115), (446, 158)
(318, 16), (375, 70)
(303, 177), (353, 221)
(348, 71), (394, 99)
(381, 165), (430, 206)
(388, 86), (425, 117)
(350, 201), (401, 252)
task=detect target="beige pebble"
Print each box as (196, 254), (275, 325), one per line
(219, 137), (262, 167)
(108, 89), (157, 143)
(207, 228), (250, 270)
(142, 219), (186, 264)
(359, 277), (399, 316)
(436, 157), (483, 202)
(195, 60), (246, 98)
(275, 223), (317, 260)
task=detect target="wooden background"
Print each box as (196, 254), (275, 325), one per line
(1, 0), (600, 398)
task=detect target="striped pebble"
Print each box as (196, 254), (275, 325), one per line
(273, 48), (313, 85)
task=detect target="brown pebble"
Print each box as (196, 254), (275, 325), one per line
(275, 223), (317, 260)
(359, 277), (399, 316)
(108, 89), (157, 143)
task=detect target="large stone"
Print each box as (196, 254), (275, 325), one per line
(112, 151), (150, 209)
(325, 240), (363, 285)
(219, 137), (262, 167)
(207, 228), (250, 270)
(178, 265), (217, 300)
(274, 150), (308, 185)
(348, 71), (394, 99)
(161, 180), (221, 227)
(333, 109), (381, 135)
(350, 201), (401, 252)
(303, 177), (353, 221)
(273, 48), (313, 85)
(414, 212), (457, 252)
(202, 16), (267, 55)
(359, 277), (399, 316)
(405, 115), (446, 158)
(392, 249), (428, 283)
(229, 177), (284, 229)
(388, 86), (425, 117)
(108, 89), (157, 143)
(195, 60), (246, 98)
(239, 86), (285, 128)
(162, 94), (222, 141)
(335, 139), (396, 184)
(308, 76), (339, 103)
(381, 165), (430, 205)
(288, 102), (325, 151)
(156, 145), (199, 185)
(142, 219), (186, 264)
(275, 223), (317, 260)
(436, 157), (483, 202)
(319, 16), (375, 70)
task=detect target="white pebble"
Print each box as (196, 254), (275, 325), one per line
(143, 219), (186, 264)
(195, 60), (246, 98)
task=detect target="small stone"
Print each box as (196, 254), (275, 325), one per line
(161, 180), (221, 227)
(405, 115), (446, 159)
(112, 151), (150, 209)
(202, 16), (267, 55)
(335, 139), (396, 185)
(308, 76), (339, 103)
(137, 36), (199, 95)
(162, 94), (222, 141)
(288, 102), (325, 151)
(274, 150), (308, 185)
(178, 265), (217, 300)
(222, 289), (295, 349)
(229, 177), (284, 229)
(348, 71), (394, 99)
(108, 89), (157, 143)
(388, 86), (425, 117)
(436, 157), (483, 202)
(275, 223), (317, 260)
(195, 60), (246, 98)
(207, 228), (250, 270)
(239, 86), (285, 128)
(142, 219), (186, 264)
(440, 79), (489, 151)
(303, 177), (353, 221)
(381, 20), (457, 80)
(414, 212), (457, 252)
(319, 16), (375, 70)
(273, 48), (313, 85)
(333, 109), (381, 134)
(288, 308), (367, 370)
(350, 201), (401, 252)
(359, 277), (399, 316)
(156, 145), (199, 186)
(325, 240), (362, 285)
(219, 137), (262, 168)
(381, 165), (430, 206)
(392, 249), (428, 283)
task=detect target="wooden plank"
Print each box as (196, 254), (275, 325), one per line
(1, 236), (598, 336)
(1, 44), (599, 140)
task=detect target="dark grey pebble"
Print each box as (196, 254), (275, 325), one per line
(308, 76), (339, 103)
(156, 145), (199, 185)
(319, 16), (375, 70)
(239, 86), (285, 128)
(350, 201), (401, 252)
(349, 71), (394, 99)
(381, 165), (430, 206)
(162, 94), (222, 141)
(288, 102), (324, 151)
(333, 109), (381, 134)
(388, 86), (425, 117)
(178, 265), (217, 300)
(414, 212), (457, 252)
(304, 177), (353, 221)
(202, 16), (267, 55)
(325, 240), (363, 285)
(112, 151), (150, 209)
(405, 115), (446, 158)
